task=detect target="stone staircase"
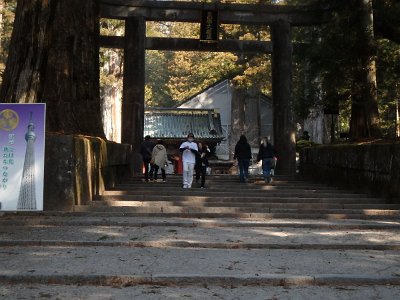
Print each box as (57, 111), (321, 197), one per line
(1, 175), (400, 299)
(82, 175), (400, 219)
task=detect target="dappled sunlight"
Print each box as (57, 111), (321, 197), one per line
(30, 251), (61, 257)
(250, 228), (292, 237)
(82, 226), (125, 238)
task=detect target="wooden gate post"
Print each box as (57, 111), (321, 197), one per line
(271, 20), (297, 175)
(122, 16), (146, 175)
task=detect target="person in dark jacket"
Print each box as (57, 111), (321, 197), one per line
(139, 135), (155, 182)
(195, 141), (210, 188)
(257, 137), (277, 183)
(233, 134), (252, 183)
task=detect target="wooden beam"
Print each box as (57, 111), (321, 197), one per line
(100, 36), (274, 53)
(100, 0), (332, 25)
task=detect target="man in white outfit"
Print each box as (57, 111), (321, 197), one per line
(179, 133), (198, 188)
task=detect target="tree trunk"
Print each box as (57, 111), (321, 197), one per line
(271, 20), (296, 175)
(101, 49), (123, 143)
(397, 96), (400, 138)
(0, 0), (104, 137)
(349, 0), (381, 139)
(0, 0), (3, 51)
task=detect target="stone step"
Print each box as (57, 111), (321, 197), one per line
(2, 274), (400, 289)
(101, 189), (374, 201)
(108, 183), (346, 195)
(2, 215), (399, 229)
(104, 187), (372, 198)
(121, 181), (337, 188)
(129, 175), (297, 181)
(89, 200), (400, 210)
(1, 246), (399, 286)
(73, 205), (400, 217)
(6, 210), (398, 219)
(125, 182), (334, 189)
(2, 240), (400, 251)
(1, 224), (400, 249)
(94, 191), (384, 204)
(2, 282), (400, 299)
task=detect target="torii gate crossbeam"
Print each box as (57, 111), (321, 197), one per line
(100, 0), (331, 25)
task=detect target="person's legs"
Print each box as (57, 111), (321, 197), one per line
(161, 167), (166, 181)
(238, 159), (245, 182)
(243, 159), (250, 182)
(200, 166), (206, 187)
(153, 165), (159, 181)
(262, 158), (272, 179)
(187, 163), (195, 188)
(182, 161), (189, 187)
(262, 158), (272, 182)
(143, 159), (150, 181)
(149, 163), (154, 181)
(195, 166), (201, 183)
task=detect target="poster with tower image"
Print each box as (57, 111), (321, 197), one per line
(0, 104), (46, 211)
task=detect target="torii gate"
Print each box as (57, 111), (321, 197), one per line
(99, 0), (330, 175)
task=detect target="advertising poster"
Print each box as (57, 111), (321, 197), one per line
(0, 103), (46, 211)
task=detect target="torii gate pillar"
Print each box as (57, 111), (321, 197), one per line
(271, 20), (296, 175)
(122, 16), (145, 174)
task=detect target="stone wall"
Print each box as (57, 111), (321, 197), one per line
(299, 143), (400, 201)
(44, 134), (132, 211)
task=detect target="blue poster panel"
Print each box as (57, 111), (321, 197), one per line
(0, 104), (46, 211)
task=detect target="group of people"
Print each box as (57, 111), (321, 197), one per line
(233, 134), (277, 183)
(140, 133), (210, 188)
(141, 132), (276, 187)
(139, 135), (168, 182)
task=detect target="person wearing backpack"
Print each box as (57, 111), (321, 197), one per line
(257, 137), (277, 183)
(233, 134), (252, 183)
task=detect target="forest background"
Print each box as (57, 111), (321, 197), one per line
(1, 0), (399, 141)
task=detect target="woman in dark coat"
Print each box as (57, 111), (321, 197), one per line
(195, 141), (210, 188)
(233, 135), (252, 183)
(257, 137), (277, 183)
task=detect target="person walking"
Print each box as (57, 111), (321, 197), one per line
(151, 139), (168, 182)
(233, 134), (252, 183)
(257, 137), (277, 183)
(195, 141), (210, 188)
(139, 135), (155, 182)
(179, 133), (198, 188)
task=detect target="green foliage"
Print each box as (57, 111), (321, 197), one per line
(376, 39), (400, 137)
(146, 18), (272, 105)
(0, 0), (16, 84)
(291, 0), (400, 139)
(99, 19), (124, 95)
(146, 50), (173, 107)
(166, 51), (240, 102)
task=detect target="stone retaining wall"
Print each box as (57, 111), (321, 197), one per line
(44, 134), (132, 211)
(299, 143), (400, 201)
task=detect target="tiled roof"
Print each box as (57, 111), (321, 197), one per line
(144, 108), (224, 140)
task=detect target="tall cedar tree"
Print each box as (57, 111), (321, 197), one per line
(0, 0), (104, 137)
(349, 0), (381, 139)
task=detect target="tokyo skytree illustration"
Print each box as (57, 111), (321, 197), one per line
(17, 112), (37, 210)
